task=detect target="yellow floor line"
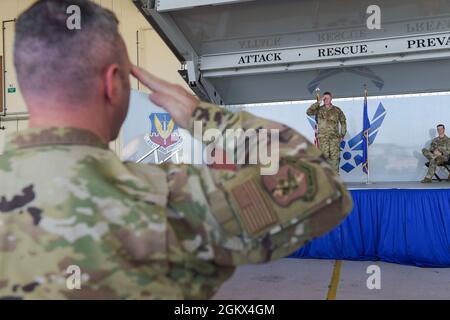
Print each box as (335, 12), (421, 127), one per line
(326, 260), (342, 300)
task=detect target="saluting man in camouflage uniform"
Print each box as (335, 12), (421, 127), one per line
(306, 92), (347, 174)
(0, 0), (352, 299)
(421, 124), (450, 183)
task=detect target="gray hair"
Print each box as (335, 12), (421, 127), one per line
(14, 0), (122, 103)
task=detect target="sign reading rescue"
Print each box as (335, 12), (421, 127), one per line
(318, 44), (368, 57)
(202, 33), (450, 72)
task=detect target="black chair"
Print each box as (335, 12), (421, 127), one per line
(425, 159), (450, 181)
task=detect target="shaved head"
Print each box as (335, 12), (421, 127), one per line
(14, 0), (132, 142)
(14, 0), (125, 104)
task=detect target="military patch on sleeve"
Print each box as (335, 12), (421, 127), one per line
(231, 179), (278, 235)
(261, 159), (317, 207)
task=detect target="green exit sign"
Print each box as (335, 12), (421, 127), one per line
(8, 87), (16, 93)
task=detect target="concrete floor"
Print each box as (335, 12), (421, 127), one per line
(212, 258), (450, 300)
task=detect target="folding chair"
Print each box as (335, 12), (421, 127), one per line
(425, 159), (450, 181)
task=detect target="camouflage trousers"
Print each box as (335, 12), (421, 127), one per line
(318, 136), (341, 174)
(422, 148), (448, 179)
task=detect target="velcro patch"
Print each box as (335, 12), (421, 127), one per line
(231, 179), (278, 235)
(261, 161), (317, 207)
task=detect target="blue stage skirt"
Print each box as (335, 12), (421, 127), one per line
(290, 189), (450, 267)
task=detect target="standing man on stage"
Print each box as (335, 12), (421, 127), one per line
(421, 124), (450, 183)
(307, 91), (347, 174)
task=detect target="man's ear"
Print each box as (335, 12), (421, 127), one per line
(104, 63), (122, 105)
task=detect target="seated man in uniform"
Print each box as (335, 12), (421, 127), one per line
(421, 124), (450, 183)
(0, 0), (352, 299)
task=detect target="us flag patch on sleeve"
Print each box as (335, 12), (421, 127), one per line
(231, 179), (278, 235)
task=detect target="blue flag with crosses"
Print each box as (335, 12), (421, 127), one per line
(362, 95), (370, 174)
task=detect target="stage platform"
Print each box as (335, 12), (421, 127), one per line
(346, 181), (450, 190)
(291, 182), (450, 267)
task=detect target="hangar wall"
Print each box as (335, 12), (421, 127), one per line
(0, 0), (190, 156)
(238, 93), (450, 182)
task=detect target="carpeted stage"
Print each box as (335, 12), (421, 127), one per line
(291, 182), (450, 267)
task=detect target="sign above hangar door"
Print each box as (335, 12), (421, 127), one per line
(133, 0), (450, 104)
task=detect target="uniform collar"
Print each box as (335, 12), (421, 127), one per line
(3, 127), (109, 152)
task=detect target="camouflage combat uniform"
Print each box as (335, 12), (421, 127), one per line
(422, 135), (450, 179)
(306, 102), (347, 173)
(0, 102), (352, 299)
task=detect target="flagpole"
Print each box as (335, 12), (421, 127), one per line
(364, 85), (371, 185)
(314, 88), (321, 148)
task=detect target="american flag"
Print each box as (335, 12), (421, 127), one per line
(314, 90), (320, 148)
